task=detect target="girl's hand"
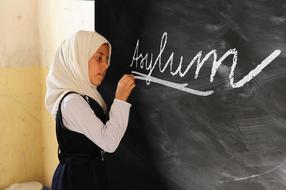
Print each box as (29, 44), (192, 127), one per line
(115, 74), (136, 101)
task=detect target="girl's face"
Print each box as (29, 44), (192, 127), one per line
(88, 43), (110, 86)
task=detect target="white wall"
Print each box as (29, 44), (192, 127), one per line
(38, 0), (95, 67)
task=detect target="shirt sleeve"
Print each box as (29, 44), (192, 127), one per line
(61, 93), (131, 153)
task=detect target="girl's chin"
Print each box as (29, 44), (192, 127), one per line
(90, 80), (102, 87)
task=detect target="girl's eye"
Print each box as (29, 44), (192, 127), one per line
(94, 55), (109, 64)
(95, 56), (102, 62)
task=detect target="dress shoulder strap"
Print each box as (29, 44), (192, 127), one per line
(56, 91), (79, 119)
(55, 91), (82, 152)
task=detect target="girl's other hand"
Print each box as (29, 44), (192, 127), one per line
(115, 74), (136, 101)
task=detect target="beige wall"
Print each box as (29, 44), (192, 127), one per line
(0, 67), (44, 189)
(0, 0), (94, 188)
(0, 0), (40, 67)
(0, 0), (44, 188)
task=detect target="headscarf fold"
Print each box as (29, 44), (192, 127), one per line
(45, 30), (112, 117)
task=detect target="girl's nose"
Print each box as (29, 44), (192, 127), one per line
(102, 61), (109, 70)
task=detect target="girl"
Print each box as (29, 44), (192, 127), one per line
(45, 30), (135, 190)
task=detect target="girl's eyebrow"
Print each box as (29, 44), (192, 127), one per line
(96, 52), (109, 59)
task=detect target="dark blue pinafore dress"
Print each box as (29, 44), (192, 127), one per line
(51, 92), (109, 190)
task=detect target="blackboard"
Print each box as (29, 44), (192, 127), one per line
(95, 0), (286, 189)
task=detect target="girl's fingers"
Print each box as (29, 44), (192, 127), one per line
(128, 81), (135, 88)
(118, 74), (136, 89)
(130, 84), (136, 90)
(122, 74), (135, 81)
(123, 75), (135, 84)
(128, 79), (135, 86)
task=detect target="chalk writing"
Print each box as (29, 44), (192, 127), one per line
(130, 32), (281, 96)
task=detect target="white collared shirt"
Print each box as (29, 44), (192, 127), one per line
(60, 93), (131, 153)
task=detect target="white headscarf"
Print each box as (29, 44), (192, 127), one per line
(45, 30), (112, 117)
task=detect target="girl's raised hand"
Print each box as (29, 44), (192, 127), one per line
(115, 74), (136, 101)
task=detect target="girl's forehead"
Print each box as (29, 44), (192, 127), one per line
(96, 44), (110, 53)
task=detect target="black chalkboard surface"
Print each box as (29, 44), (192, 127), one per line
(95, 0), (286, 189)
